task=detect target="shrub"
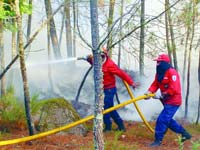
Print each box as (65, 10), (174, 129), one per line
(0, 87), (26, 132)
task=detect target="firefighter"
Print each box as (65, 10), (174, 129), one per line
(145, 54), (192, 147)
(86, 48), (139, 132)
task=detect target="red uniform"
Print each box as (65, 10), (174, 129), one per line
(102, 57), (134, 89)
(146, 54), (191, 146)
(148, 67), (182, 106)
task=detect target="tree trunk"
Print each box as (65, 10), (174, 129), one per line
(44, 0), (61, 59)
(139, 0), (145, 76)
(196, 47), (200, 124)
(165, 0), (172, 63)
(64, 0), (73, 57)
(9, 19), (17, 85)
(184, 1), (195, 119)
(90, 0), (104, 149)
(15, 0), (35, 135)
(26, 0), (32, 50)
(167, 1), (178, 70)
(72, 0), (77, 57)
(47, 12), (54, 91)
(12, 19), (17, 59)
(0, 21), (6, 96)
(59, 12), (65, 48)
(182, 28), (190, 90)
(107, 0), (115, 57)
(182, 3), (192, 93)
(117, 0), (124, 67)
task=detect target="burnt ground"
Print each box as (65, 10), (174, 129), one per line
(0, 121), (199, 150)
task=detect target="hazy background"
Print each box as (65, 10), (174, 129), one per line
(3, 0), (199, 122)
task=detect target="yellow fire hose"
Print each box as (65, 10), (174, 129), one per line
(123, 81), (154, 133)
(0, 94), (154, 146)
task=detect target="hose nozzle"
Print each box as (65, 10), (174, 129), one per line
(77, 57), (87, 61)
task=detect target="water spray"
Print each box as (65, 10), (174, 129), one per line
(25, 57), (78, 67)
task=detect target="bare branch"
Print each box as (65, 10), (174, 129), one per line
(0, 3), (64, 80)
(110, 0), (182, 49)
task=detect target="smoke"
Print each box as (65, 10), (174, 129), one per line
(6, 52), (199, 123)
(7, 58), (94, 102)
(3, 0), (199, 123)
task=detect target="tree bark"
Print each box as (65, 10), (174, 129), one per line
(64, 0), (73, 57)
(184, 1), (195, 119)
(9, 19), (17, 85)
(165, 0), (172, 63)
(44, 0), (61, 59)
(196, 47), (200, 124)
(59, 12), (65, 48)
(15, 0), (35, 135)
(166, 1), (178, 70)
(139, 0), (145, 76)
(26, 0), (32, 50)
(47, 11), (54, 91)
(117, 0), (124, 67)
(72, 0), (77, 57)
(0, 21), (6, 96)
(107, 0), (115, 57)
(90, 0), (104, 149)
(182, 3), (192, 91)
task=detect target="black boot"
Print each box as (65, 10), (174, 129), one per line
(181, 130), (192, 142)
(116, 122), (126, 132)
(103, 124), (111, 132)
(149, 140), (161, 147)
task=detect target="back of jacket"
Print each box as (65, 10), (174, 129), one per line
(102, 57), (133, 89)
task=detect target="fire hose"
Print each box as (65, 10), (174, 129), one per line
(0, 57), (155, 146)
(0, 94), (154, 146)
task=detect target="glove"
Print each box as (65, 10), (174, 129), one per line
(132, 82), (140, 90)
(86, 54), (93, 65)
(153, 93), (162, 99)
(144, 91), (152, 100)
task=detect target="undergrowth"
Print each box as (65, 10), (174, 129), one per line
(0, 87), (200, 150)
(0, 87), (26, 132)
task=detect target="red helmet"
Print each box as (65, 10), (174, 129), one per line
(154, 54), (170, 63)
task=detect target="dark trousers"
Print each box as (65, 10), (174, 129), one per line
(103, 87), (123, 127)
(155, 104), (185, 141)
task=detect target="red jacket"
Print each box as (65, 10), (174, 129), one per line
(148, 68), (182, 106)
(102, 57), (134, 89)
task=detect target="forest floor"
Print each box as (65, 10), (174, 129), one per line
(0, 121), (200, 150)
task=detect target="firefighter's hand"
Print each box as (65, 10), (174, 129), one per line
(86, 54), (93, 65)
(144, 91), (152, 100)
(153, 93), (162, 100)
(132, 82), (140, 90)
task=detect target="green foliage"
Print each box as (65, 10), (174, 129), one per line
(0, 86), (26, 131)
(176, 136), (200, 150)
(0, 0), (32, 31)
(176, 136), (184, 150)
(177, 2), (198, 27)
(19, 0), (32, 15)
(30, 94), (43, 115)
(191, 140), (200, 150)
(109, 131), (123, 150)
(0, 2), (14, 19)
(105, 131), (138, 150)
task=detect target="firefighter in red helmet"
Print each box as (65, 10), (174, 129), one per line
(145, 53), (191, 147)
